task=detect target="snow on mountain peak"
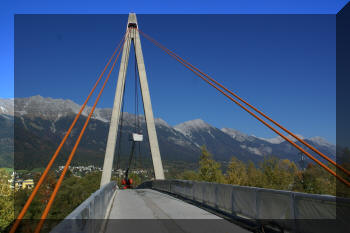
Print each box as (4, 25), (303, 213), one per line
(221, 128), (251, 142)
(308, 136), (331, 147)
(174, 119), (211, 136)
(258, 134), (304, 144)
(13, 95), (84, 120)
(155, 118), (171, 127)
(175, 119), (210, 130)
(29, 95), (44, 100)
(0, 98), (14, 115)
(0, 96), (172, 125)
(0, 96), (335, 154)
(0, 106), (7, 113)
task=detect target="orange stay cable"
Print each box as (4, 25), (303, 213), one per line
(138, 30), (350, 187)
(139, 30), (350, 175)
(9, 33), (127, 233)
(138, 29), (350, 177)
(33, 30), (128, 233)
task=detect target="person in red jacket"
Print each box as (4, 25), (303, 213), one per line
(121, 178), (133, 189)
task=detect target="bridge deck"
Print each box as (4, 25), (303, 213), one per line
(104, 189), (250, 233)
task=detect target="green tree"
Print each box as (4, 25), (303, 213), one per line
(0, 169), (14, 231)
(49, 171), (101, 219)
(245, 161), (264, 187)
(198, 146), (225, 183)
(337, 148), (350, 197)
(129, 172), (142, 187)
(260, 157), (297, 190)
(177, 170), (199, 181)
(279, 159), (298, 189)
(36, 171), (57, 208)
(226, 157), (247, 185)
(300, 163), (336, 196)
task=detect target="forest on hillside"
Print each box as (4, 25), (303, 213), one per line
(1, 146), (349, 232)
(178, 146), (341, 196)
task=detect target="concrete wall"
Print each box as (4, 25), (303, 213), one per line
(49, 180), (349, 233)
(148, 180), (350, 233)
(50, 181), (117, 233)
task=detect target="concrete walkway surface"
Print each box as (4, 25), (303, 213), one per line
(104, 189), (251, 233)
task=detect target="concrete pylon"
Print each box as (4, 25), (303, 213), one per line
(100, 13), (165, 187)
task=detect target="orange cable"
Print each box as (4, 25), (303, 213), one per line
(33, 30), (129, 233)
(138, 29), (350, 177)
(34, 30), (129, 233)
(138, 30), (350, 187)
(34, 31), (129, 233)
(9, 32), (127, 233)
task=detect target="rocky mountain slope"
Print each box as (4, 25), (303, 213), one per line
(0, 96), (336, 169)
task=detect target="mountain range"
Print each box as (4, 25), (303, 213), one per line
(0, 96), (336, 169)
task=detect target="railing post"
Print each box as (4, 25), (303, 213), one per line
(291, 193), (299, 233)
(255, 188), (260, 219)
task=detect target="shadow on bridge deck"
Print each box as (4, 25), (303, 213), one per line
(104, 188), (250, 233)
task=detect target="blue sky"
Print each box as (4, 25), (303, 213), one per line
(2, 0), (349, 144)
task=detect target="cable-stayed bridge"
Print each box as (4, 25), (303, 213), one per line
(10, 13), (350, 233)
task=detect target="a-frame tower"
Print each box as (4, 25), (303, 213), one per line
(100, 13), (165, 187)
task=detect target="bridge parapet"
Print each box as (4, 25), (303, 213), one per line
(50, 181), (117, 233)
(49, 180), (349, 233)
(146, 180), (350, 233)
